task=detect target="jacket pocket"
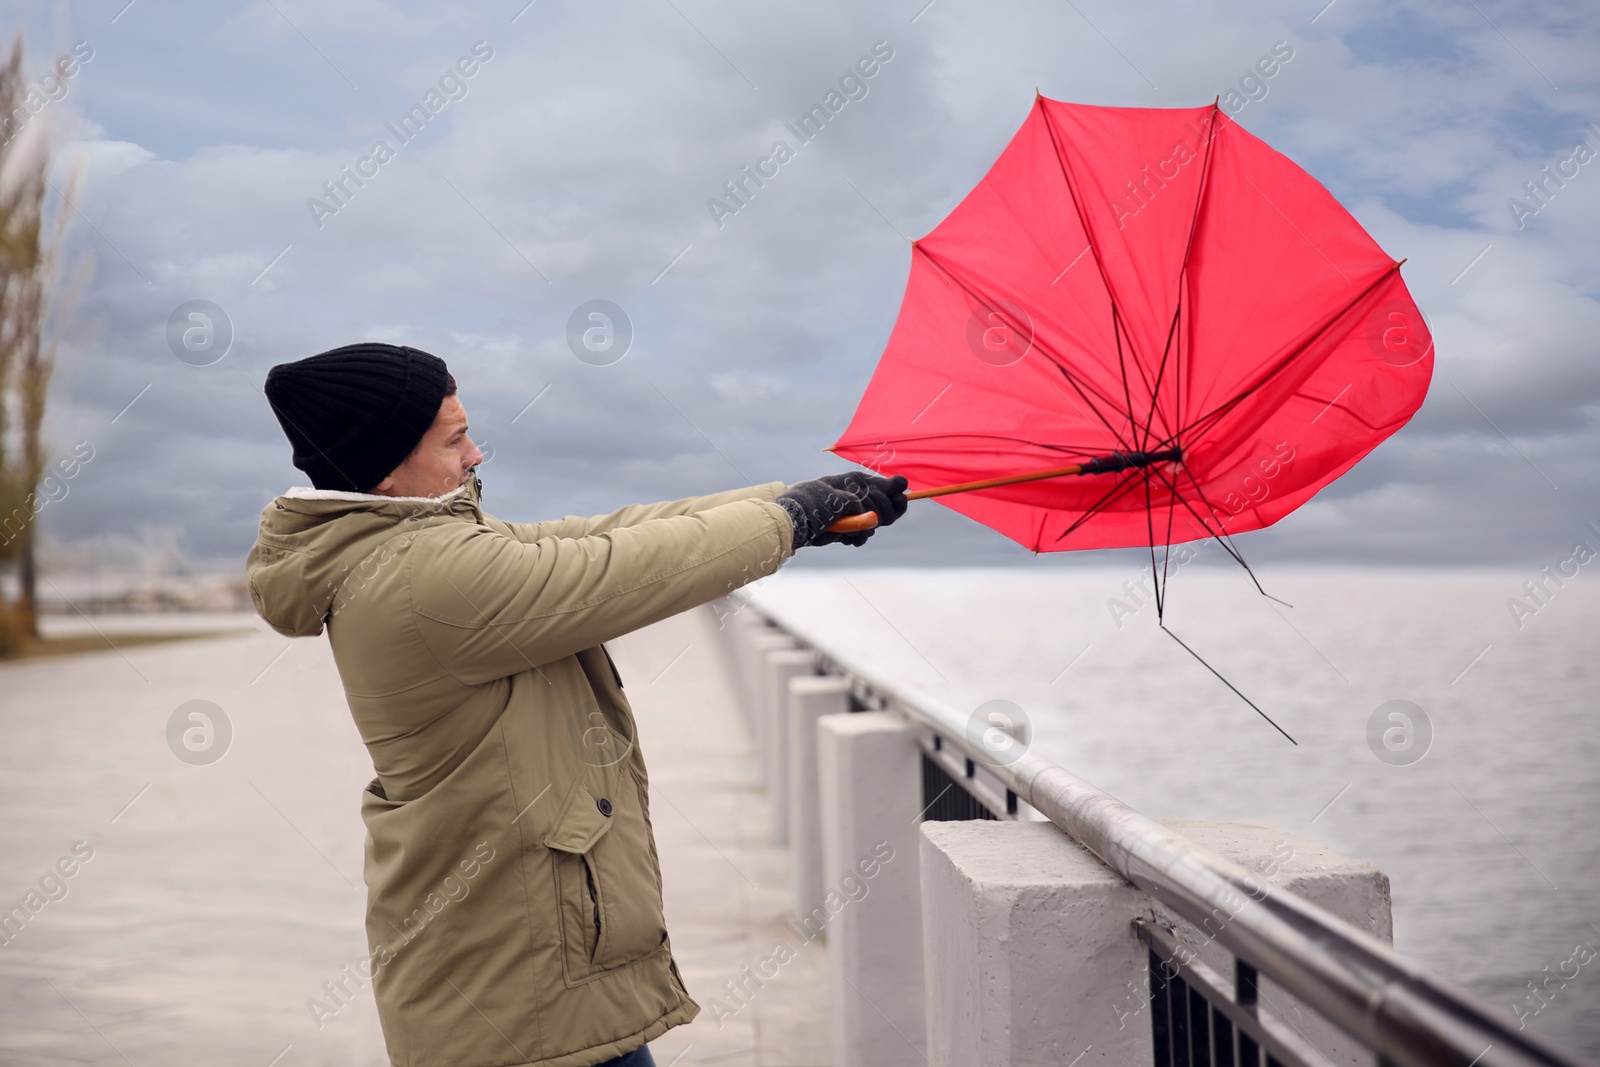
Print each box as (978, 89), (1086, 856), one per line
(543, 762), (668, 985)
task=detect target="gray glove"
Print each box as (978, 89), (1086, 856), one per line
(776, 472), (909, 549)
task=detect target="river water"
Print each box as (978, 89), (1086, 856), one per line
(748, 565), (1600, 1059)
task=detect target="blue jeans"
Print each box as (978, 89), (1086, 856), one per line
(596, 1046), (655, 1067)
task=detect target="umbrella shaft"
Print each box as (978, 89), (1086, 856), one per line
(906, 447), (1181, 500)
(824, 448), (1181, 533)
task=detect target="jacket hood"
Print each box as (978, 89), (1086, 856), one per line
(245, 476), (482, 637)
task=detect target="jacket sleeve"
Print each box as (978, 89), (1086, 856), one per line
(408, 497), (794, 684)
(489, 482), (788, 544)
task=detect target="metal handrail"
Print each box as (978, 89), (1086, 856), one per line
(744, 599), (1584, 1067)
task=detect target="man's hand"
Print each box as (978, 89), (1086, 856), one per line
(776, 472), (910, 549)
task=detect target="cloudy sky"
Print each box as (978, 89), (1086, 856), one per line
(9, 0), (1599, 567)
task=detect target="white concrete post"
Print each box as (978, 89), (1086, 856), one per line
(706, 604), (774, 740)
(763, 648), (814, 843)
(817, 712), (927, 1067)
(788, 675), (850, 921)
(744, 630), (795, 763)
(918, 819), (1393, 1067)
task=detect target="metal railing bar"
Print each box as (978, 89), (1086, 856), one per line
(748, 603), (1584, 1067)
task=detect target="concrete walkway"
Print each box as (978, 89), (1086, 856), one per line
(0, 608), (829, 1066)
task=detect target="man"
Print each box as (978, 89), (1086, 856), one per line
(245, 342), (907, 1067)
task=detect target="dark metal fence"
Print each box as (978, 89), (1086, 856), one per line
(919, 751), (999, 822)
(1141, 920), (1325, 1067)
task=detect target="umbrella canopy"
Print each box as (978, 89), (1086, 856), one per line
(833, 97), (1433, 552)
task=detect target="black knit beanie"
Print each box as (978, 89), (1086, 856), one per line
(263, 343), (451, 492)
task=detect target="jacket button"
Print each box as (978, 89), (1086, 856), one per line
(596, 797), (613, 817)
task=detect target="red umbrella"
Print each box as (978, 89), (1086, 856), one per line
(829, 96), (1434, 740)
(832, 95), (1431, 550)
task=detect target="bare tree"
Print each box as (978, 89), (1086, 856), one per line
(0, 32), (87, 646)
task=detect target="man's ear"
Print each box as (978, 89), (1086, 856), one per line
(370, 474), (396, 494)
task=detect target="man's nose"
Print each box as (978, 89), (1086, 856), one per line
(466, 438), (484, 467)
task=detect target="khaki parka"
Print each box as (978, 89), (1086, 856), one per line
(245, 476), (793, 1067)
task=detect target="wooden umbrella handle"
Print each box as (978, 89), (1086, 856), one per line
(822, 461), (1095, 534)
(826, 511), (881, 533)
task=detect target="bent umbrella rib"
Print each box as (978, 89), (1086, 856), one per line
(1143, 105), (1223, 455)
(1171, 261), (1403, 449)
(914, 242), (1137, 451)
(1036, 97), (1148, 386)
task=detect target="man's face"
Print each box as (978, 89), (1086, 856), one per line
(371, 395), (483, 498)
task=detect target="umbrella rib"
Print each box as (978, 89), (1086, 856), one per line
(1112, 305), (1141, 448)
(1143, 106), (1222, 457)
(917, 242), (1130, 425)
(1138, 300), (1185, 453)
(1160, 622), (1298, 744)
(1035, 98), (1157, 399)
(1135, 467), (1302, 743)
(1175, 104), (1225, 282)
(1155, 462), (1179, 621)
(1147, 461), (1255, 571)
(1147, 461), (1291, 609)
(1036, 98), (1122, 321)
(914, 243), (1137, 450)
(1139, 468), (1165, 621)
(1052, 467), (1150, 542)
(1167, 262), (1403, 449)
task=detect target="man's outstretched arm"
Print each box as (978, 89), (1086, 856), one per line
(411, 497), (795, 685)
(412, 473), (906, 685)
(487, 482), (788, 544)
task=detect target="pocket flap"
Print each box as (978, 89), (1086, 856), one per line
(542, 766), (619, 854)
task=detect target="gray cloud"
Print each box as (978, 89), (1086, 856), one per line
(15, 0), (1599, 566)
